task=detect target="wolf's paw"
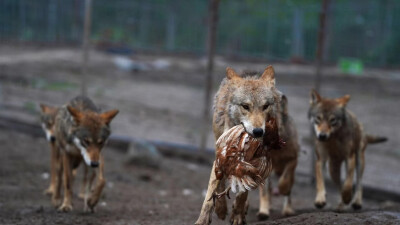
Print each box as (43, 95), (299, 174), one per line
(314, 193), (326, 209)
(78, 192), (86, 200)
(314, 200), (326, 209)
(43, 187), (54, 196)
(86, 197), (98, 212)
(215, 196), (228, 220)
(51, 197), (61, 208)
(194, 212), (212, 225)
(58, 203), (73, 212)
(341, 187), (352, 204)
(352, 202), (362, 210)
(230, 213), (246, 225)
(282, 206), (295, 216)
(257, 212), (269, 221)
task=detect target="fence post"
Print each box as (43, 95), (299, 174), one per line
(310, 0), (330, 183)
(200, 0), (220, 152)
(81, 0), (92, 97)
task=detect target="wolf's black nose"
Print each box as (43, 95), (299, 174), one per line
(318, 133), (328, 141)
(50, 136), (56, 143)
(90, 161), (99, 168)
(253, 128), (264, 138)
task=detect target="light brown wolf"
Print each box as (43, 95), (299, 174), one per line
(195, 66), (283, 225)
(52, 96), (119, 212)
(309, 90), (387, 210)
(257, 95), (299, 220)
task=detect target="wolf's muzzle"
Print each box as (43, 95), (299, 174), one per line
(90, 161), (99, 168)
(252, 128), (264, 138)
(317, 133), (329, 141)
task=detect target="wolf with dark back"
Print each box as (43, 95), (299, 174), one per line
(195, 66), (288, 225)
(309, 90), (387, 211)
(52, 96), (119, 212)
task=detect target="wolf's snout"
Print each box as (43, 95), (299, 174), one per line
(318, 133), (329, 141)
(90, 161), (99, 168)
(252, 128), (264, 138)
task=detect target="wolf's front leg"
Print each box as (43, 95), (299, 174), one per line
(58, 153), (74, 212)
(230, 191), (248, 225)
(257, 178), (271, 220)
(51, 147), (62, 207)
(314, 156), (326, 209)
(352, 148), (365, 210)
(195, 161), (220, 225)
(78, 165), (89, 199)
(215, 177), (228, 220)
(44, 143), (58, 195)
(86, 155), (105, 212)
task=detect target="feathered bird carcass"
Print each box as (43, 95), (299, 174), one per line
(211, 118), (284, 200)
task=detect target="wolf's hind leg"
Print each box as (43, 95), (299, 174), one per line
(279, 159), (297, 216)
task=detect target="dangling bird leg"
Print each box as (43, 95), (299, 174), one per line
(207, 187), (231, 207)
(216, 186), (231, 199)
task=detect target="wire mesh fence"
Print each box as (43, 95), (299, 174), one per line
(0, 0), (399, 67)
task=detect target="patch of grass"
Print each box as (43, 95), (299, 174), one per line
(32, 79), (78, 91)
(24, 101), (37, 114)
(44, 81), (79, 91)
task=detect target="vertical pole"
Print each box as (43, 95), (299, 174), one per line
(200, 0), (220, 152)
(166, 4), (176, 51)
(81, 0), (92, 97)
(311, 0), (330, 183)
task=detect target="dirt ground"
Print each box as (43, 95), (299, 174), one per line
(0, 45), (400, 224)
(1, 131), (400, 225)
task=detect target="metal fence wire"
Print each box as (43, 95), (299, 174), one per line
(0, 0), (399, 67)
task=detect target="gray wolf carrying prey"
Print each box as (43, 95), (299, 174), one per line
(309, 90), (387, 210)
(52, 96), (119, 212)
(195, 66), (283, 225)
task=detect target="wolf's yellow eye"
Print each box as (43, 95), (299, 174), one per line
(241, 105), (250, 110)
(84, 137), (91, 146)
(315, 115), (322, 124)
(330, 117), (337, 125)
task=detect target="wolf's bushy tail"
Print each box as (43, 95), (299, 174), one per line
(366, 135), (388, 144)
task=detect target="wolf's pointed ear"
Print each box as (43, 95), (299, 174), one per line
(40, 103), (57, 113)
(261, 65), (275, 86)
(100, 109), (119, 125)
(310, 89), (322, 105)
(39, 103), (48, 113)
(337, 95), (350, 107)
(67, 106), (83, 124)
(226, 67), (240, 80)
